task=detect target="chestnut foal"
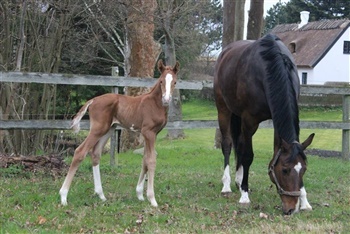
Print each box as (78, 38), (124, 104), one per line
(59, 60), (179, 207)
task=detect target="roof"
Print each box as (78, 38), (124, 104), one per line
(270, 19), (350, 68)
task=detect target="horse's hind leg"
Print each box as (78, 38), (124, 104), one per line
(217, 108), (233, 195)
(59, 134), (100, 205)
(91, 128), (113, 202)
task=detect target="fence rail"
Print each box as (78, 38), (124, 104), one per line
(1, 71), (349, 160)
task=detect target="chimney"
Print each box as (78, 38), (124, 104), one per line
(298, 11), (310, 28)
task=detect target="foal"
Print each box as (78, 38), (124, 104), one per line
(59, 60), (179, 207)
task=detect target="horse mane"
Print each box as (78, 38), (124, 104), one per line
(259, 34), (300, 146)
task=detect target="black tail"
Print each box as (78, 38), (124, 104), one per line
(259, 34), (300, 143)
(231, 113), (241, 169)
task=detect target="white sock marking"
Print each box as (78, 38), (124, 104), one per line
(239, 189), (250, 204)
(221, 165), (232, 193)
(59, 188), (68, 206)
(299, 186), (312, 210)
(235, 165), (243, 187)
(93, 165), (106, 201)
(136, 175), (146, 201)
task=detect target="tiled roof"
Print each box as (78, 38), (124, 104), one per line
(270, 19), (350, 67)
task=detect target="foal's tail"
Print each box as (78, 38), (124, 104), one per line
(70, 100), (94, 133)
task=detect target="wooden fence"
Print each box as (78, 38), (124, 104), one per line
(1, 71), (349, 160)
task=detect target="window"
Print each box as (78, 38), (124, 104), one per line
(302, 72), (307, 85)
(344, 41), (350, 54)
(289, 42), (296, 53)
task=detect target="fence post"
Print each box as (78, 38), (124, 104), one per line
(110, 66), (120, 166)
(342, 95), (350, 160)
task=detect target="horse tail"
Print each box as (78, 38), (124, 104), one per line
(231, 114), (241, 163)
(259, 33), (300, 143)
(70, 100), (94, 133)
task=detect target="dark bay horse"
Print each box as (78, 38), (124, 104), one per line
(59, 60), (179, 207)
(214, 34), (315, 215)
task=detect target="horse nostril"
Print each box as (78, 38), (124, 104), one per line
(284, 208), (294, 215)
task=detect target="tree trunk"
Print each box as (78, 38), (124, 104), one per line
(120, 0), (161, 152)
(247, 0), (264, 40)
(234, 0), (246, 41)
(223, 0), (236, 48)
(161, 2), (185, 140)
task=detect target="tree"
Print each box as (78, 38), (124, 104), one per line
(0, 0), (79, 154)
(155, 0), (222, 139)
(222, 0), (236, 47)
(247, 0), (264, 40)
(119, 0), (162, 151)
(234, 0), (246, 41)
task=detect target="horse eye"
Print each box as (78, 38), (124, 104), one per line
(282, 168), (289, 175)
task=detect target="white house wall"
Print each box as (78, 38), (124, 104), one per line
(301, 27), (350, 85)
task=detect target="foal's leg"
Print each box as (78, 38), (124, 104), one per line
(59, 135), (100, 205)
(90, 129), (113, 202)
(137, 130), (158, 207)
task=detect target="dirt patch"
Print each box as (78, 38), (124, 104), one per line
(0, 153), (68, 175)
(305, 148), (341, 158)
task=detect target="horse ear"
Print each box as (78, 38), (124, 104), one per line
(173, 61), (180, 74)
(158, 60), (165, 73)
(301, 133), (315, 150)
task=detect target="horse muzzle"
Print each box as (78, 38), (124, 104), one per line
(162, 95), (172, 106)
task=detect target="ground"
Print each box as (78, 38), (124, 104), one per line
(0, 153), (68, 176)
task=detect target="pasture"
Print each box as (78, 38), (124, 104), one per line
(0, 100), (349, 233)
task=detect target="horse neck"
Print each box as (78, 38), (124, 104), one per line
(148, 78), (166, 108)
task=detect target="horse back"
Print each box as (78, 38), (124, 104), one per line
(214, 40), (270, 119)
(88, 93), (167, 133)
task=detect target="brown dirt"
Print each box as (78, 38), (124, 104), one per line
(0, 153), (68, 175)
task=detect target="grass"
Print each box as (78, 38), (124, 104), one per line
(0, 100), (349, 233)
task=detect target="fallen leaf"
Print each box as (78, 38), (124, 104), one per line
(38, 216), (47, 224)
(259, 212), (268, 219)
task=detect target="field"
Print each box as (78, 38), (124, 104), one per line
(0, 100), (349, 233)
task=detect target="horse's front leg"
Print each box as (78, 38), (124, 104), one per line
(136, 130), (158, 207)
(235, 123), (257, 204)
(299, 185), (312, 211)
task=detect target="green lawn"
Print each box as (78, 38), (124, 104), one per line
(0, 100), (349, 233)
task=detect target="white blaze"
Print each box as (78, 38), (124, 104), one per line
(294, 162), (302, 175)
(164, 73), (173, 101)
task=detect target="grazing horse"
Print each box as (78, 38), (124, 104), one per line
(214, 34), (315, 215)
(59, 60), (179, 207)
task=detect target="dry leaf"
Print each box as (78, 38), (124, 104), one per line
(259, 212), (268, 219)
(38, 216), (47, 224)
